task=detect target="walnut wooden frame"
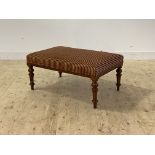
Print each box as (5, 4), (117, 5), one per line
(27, 64), (122, 109)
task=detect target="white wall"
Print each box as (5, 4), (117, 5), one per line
(0, 19), (155, 59)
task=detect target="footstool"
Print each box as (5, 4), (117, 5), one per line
(27, 46), (123, 108)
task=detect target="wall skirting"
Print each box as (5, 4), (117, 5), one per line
(0, 52), (155, 60)
(121, 52), (155, 60)
(0, 52), (28, 60)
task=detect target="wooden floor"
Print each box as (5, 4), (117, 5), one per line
(0, 60), (155, 134)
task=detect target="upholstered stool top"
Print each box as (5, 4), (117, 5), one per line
(27, 46), (123, 78)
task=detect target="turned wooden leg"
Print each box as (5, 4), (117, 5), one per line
(91, 78), (98, 109)
(58, 71), (62, 77)
(28, 65), (35, 90)
(116, 67), (122, 91)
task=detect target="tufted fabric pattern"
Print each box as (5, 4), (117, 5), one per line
(27, 46), (123, 77)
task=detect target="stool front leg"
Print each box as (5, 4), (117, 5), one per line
(91, 78), (98, 109)
(116, 67), (122, 91)
(28, 65), (35, 90)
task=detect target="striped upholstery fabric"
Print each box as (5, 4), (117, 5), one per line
(27, 46), (123, 77)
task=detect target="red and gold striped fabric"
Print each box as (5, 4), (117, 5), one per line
(27, 46), (123, 78)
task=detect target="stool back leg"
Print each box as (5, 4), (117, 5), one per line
(58, 71), (62, 77)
